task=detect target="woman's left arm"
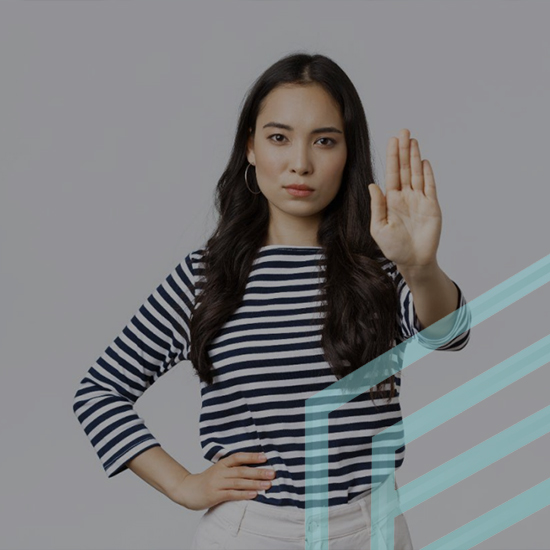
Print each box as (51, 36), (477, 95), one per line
(368, 128), (470, 343)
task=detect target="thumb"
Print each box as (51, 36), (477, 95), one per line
(368, 183), (386, 227)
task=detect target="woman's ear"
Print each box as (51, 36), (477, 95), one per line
(246, 132), (256, 165)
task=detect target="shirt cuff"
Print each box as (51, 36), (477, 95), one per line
(412, 280), (472, 351)
(103, 437), (161, 478)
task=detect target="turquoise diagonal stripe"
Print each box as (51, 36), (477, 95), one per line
(305, 252), (550, 550)
(422, 477), (550, 550)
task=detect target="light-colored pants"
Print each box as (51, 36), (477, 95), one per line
(190, 474), (414, 550)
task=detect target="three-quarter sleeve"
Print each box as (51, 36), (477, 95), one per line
(72, 251), (197, 479)
(383, 259), (471, 351)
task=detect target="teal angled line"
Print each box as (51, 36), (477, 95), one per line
(399, 338), (550, 513)
(421, 476), (550, 550)
(304, 251), (550, 550)
(371, 397), (550, 549)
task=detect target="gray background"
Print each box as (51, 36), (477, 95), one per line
(2, 1), (549, 549)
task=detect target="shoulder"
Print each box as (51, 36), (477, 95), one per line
(180, 244), (208, 289)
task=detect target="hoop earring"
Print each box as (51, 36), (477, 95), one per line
(245, 163), (262, 195)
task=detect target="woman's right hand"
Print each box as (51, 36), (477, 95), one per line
(170, 452), (275, 511)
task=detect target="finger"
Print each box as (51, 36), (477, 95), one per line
(369, 183), (387, 227)
(225, 472), (272, 489)
(223, 471), (272, 495)
(423, 159), (438, 200)
(399, 128), (412, 190)
(410, 138), (424, 192)
(386, 136), (400, 191)
(226, 466), (274, 480)
(227, 452), (265, 465)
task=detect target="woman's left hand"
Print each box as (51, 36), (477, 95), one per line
(368, 128), (442, 270)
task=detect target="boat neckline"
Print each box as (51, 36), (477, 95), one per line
(259, 245), (322, 249)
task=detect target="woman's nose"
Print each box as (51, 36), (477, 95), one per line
(288, 147), (311, 174)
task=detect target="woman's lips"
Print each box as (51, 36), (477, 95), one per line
(285, 187), (314, 197)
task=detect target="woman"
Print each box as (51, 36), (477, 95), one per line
(73, 52), (471, 549)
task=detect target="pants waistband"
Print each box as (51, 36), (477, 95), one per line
(203, 473), (402, 541)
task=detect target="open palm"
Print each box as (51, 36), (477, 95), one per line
(368, 128), (442, 269)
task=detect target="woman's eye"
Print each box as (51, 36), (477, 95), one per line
(317, 137), (336, 146)
(268, 134), (336, 146)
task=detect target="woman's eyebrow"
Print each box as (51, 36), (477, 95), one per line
(262, 122), (343, 134)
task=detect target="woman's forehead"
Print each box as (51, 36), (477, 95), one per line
(257, 85), (343, 128)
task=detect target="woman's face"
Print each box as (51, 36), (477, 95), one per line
(246, 84), (347, 243)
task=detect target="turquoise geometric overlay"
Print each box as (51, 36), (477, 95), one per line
(305, 252), (550, 550)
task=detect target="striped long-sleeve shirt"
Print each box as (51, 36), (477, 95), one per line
(72, 245), (471, 509)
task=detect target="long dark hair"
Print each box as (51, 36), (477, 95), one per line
(187, 51), (400, 404)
